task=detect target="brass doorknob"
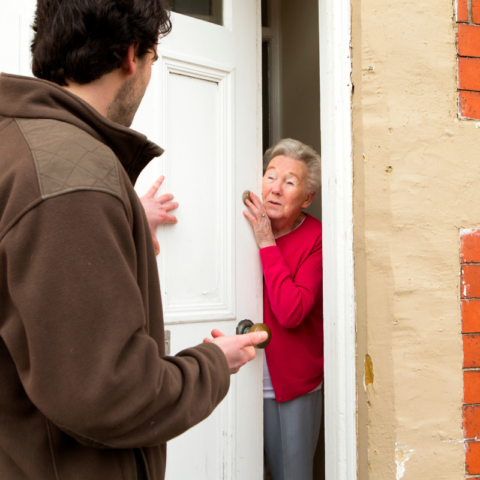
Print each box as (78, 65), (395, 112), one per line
(242, 190), (252, 205)
(236, 319), (271, 349)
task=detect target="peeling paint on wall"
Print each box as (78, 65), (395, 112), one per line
(365, 354), (374, 388)
(394, 445), (414, 480)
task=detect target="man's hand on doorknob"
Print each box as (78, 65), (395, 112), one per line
(203, 328), (268, 374)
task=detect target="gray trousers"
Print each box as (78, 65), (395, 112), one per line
(264, 388), (323, 480)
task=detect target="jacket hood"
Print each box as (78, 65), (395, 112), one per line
(0, 73), (163, 184)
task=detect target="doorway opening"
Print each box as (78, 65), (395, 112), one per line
(261, 0), (322, 221)
(261, 0), (325, 478)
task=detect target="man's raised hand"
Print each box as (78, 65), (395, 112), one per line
(139, 176), (179, 255)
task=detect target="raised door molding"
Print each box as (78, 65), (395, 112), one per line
(156, 50), (236, 325)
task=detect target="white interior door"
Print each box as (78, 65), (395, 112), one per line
(1, 1), (264, 478)
(133, 2), (264, 479)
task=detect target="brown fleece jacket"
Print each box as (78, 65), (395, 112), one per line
(0, 73), (230, 480)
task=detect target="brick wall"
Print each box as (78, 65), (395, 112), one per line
(460, 230), (480, 477)
(457, 0), (480, 119)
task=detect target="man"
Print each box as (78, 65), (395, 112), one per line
(0, 1), (267, 479)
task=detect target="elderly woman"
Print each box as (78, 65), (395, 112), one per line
(243, 138), (323, 480)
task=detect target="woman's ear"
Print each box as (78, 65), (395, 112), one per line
(302, 191), (317, 209)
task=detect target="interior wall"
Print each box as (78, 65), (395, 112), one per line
(278, 1), (324, 479)
(280, 0), (322, 221)
(352, 0), (470, 477)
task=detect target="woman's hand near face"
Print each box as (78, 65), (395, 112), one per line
(243, 192), (276, 249)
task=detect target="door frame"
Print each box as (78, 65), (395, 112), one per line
(319, 0), (357, 479)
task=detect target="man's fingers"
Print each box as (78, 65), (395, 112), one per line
(203, 338), (211, 343)
(162, 214), (178, 224)
(162, 202), (179, 213)
(210, 332), (265, 374)
(156, 193), (174, 204)
(211, 329), (225, 338)
(151, 234), (160, 255)
(146, 175), (165, 198)
(238, 331), (268, 348)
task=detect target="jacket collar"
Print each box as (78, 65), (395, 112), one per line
(0, 73), (164, 184)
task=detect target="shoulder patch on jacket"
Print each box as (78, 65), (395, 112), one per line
(15, 118), (122, 201)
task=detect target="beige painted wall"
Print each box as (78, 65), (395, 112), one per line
(352, 0), (473, 478)
(280, 0), (322, 220)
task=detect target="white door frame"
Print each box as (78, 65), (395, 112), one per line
(319, 0), (357, 478)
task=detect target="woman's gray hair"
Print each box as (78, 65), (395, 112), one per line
(263, 138), (321, 194)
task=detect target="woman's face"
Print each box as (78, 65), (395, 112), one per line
(262, 155), (315, 223)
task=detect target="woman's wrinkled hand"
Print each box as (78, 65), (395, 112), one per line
(243, 192), (276, 249)
(140, 176), (179, 255)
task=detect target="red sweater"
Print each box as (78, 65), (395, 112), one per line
(260, 214), (323, 403)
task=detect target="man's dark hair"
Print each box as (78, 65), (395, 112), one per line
(31, 0), (172, 86)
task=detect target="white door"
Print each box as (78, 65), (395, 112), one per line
(133, 3), (264, 480)
(1, 1), (264, 479)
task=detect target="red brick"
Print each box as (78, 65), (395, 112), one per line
(462, 265), (480, 298)
(465, 370), (480, 404)
(474, 0), (480, 24)
(459, 0), (469, 22)
(460, 58), (480, 91)
(467, 442), (480, 474)
(464, 405), (480, 438)
(462, 301), (480, 334)
(458, 24), (480, 57)
(459, 90), (480, 120)
(461, 229), (480, 263)
(464, 335), (480, 368)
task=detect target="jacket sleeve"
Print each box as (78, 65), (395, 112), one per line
(2, 190), (230, 449)
(259, 239), (323, 329)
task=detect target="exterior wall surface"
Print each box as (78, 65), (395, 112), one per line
(351, 0), (480, 478)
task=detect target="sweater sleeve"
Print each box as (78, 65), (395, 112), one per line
(2, 191), (230, 449)
(259, 238), (323, 329)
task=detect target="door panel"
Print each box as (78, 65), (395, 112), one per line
(154, 54), (235, 324)
(165, 319), (236, 480)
